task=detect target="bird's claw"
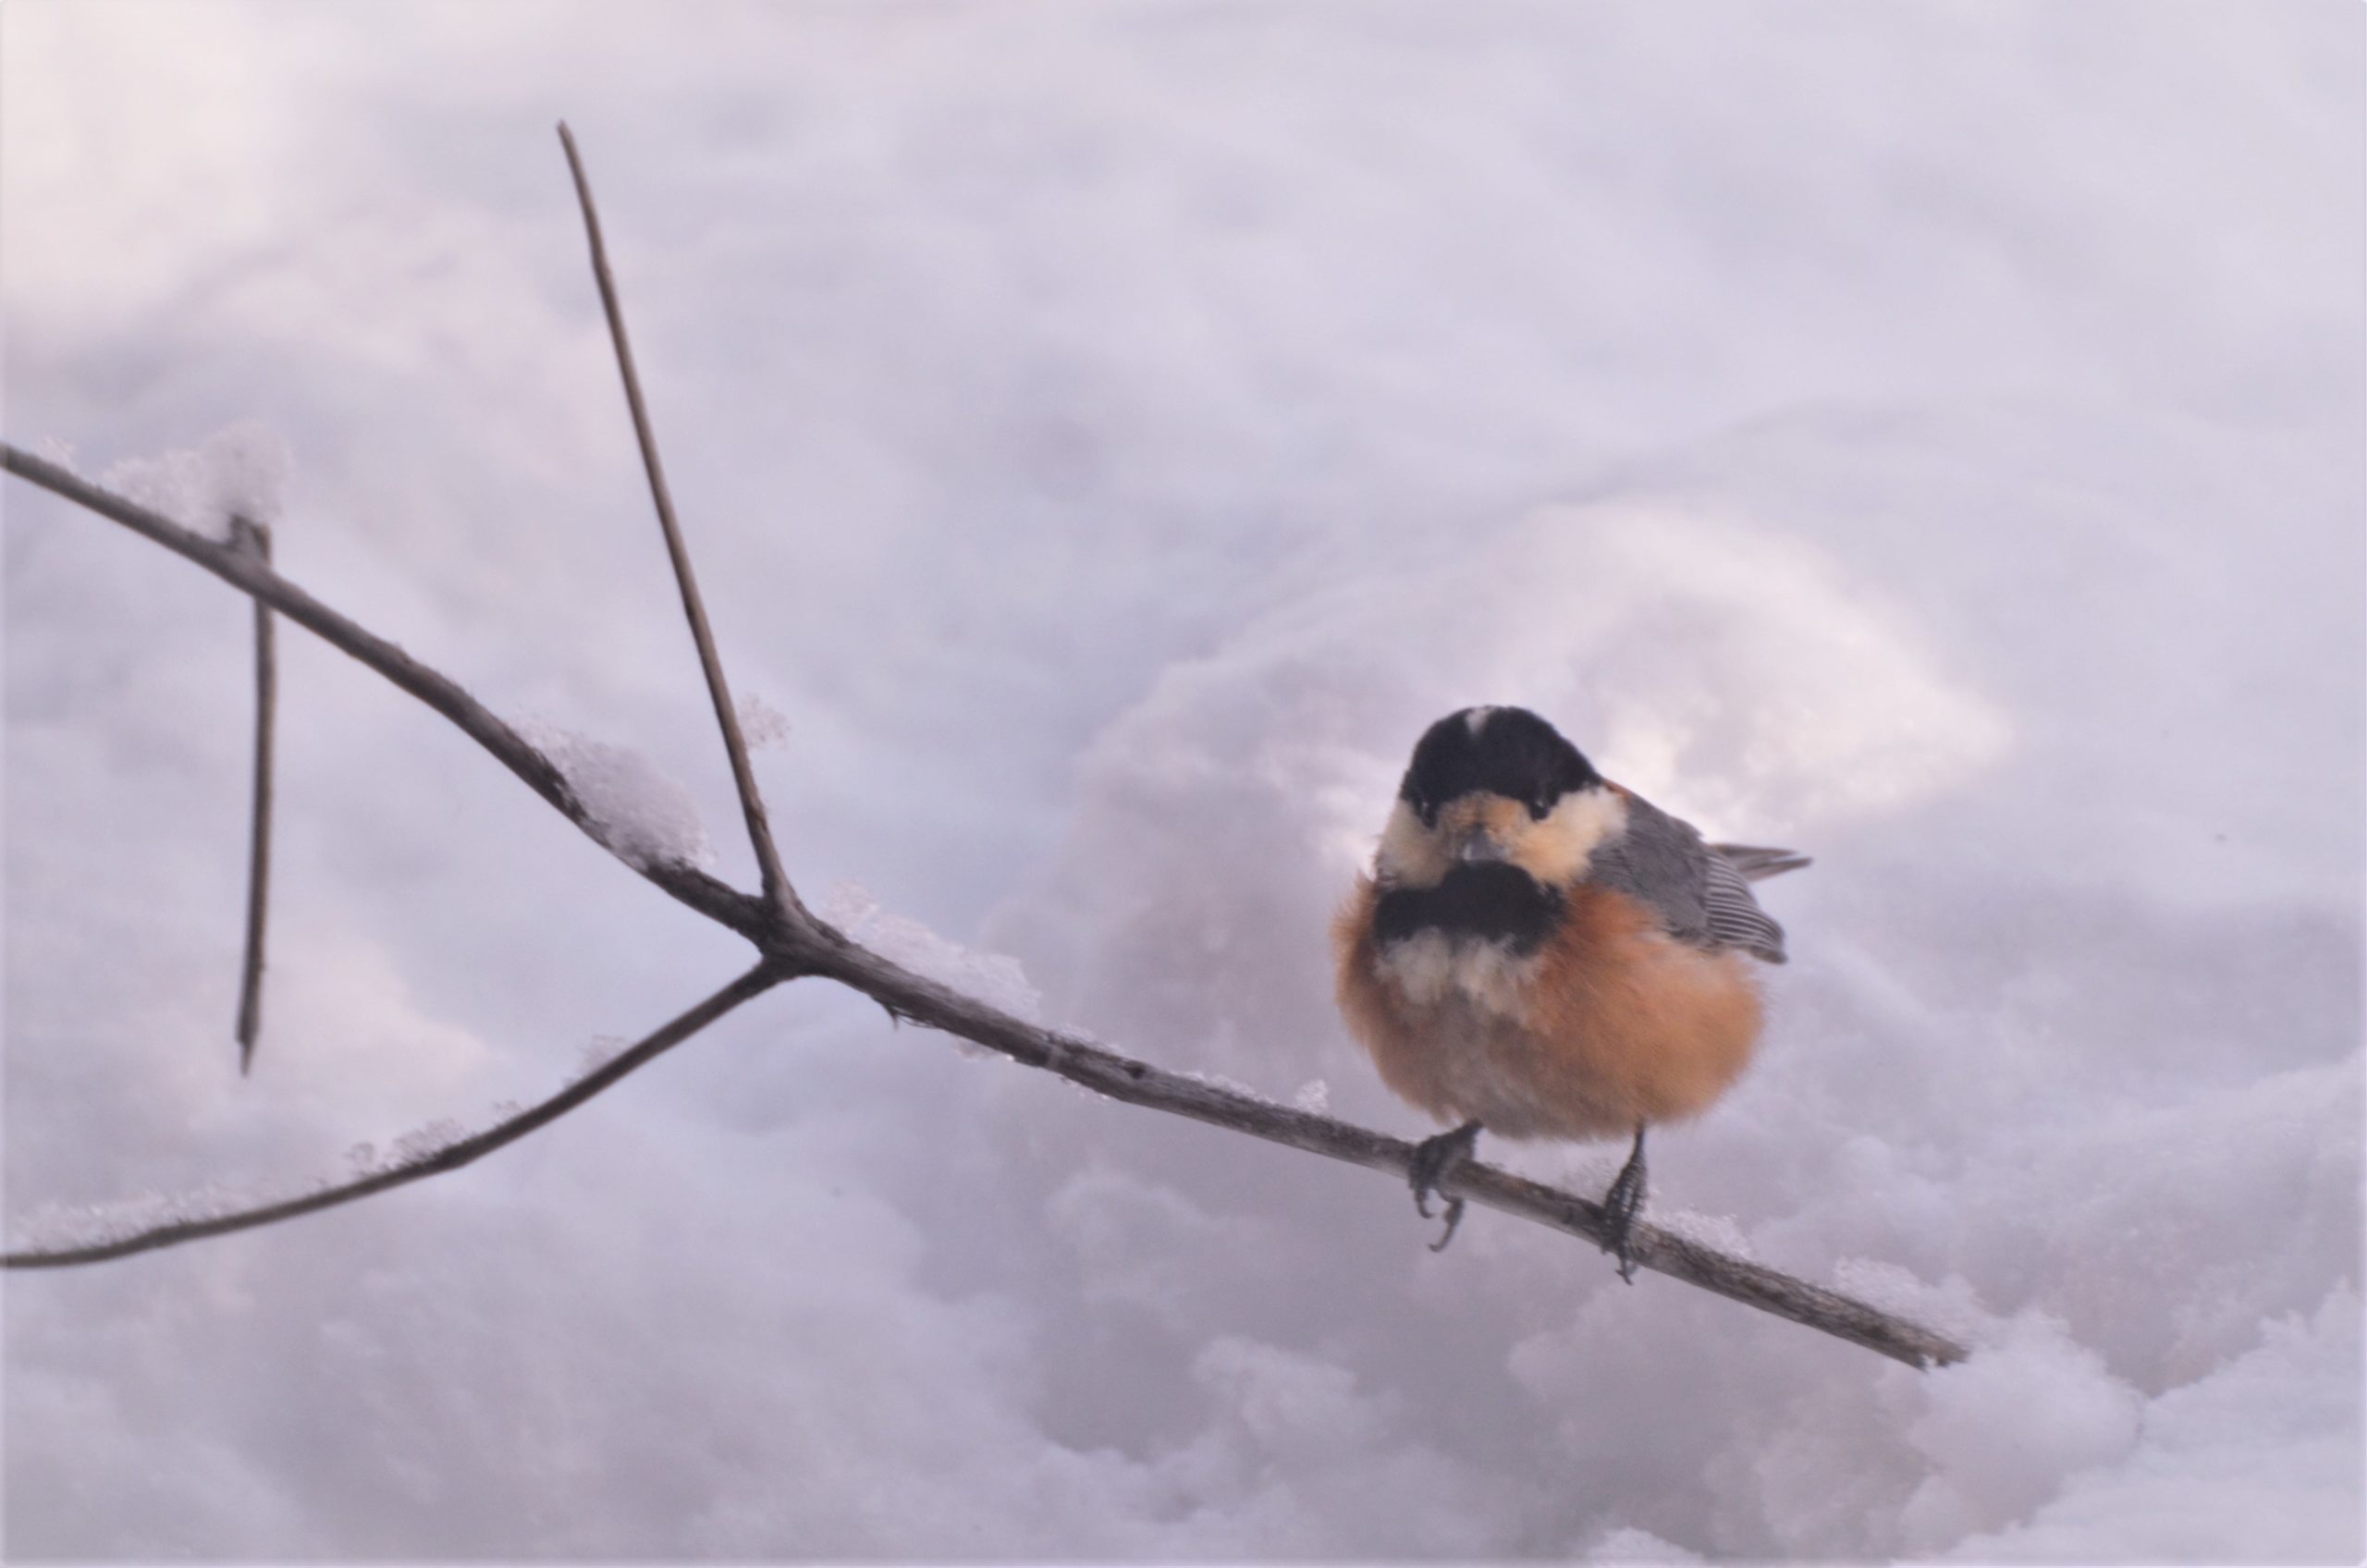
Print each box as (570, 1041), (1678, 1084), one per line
(1599, 1141), (1648, 1283)
(1408, 1121), (1481, 1252)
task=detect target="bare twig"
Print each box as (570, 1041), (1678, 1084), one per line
(228, 515), (276, 1075)
(4, 963), (785, 1268)
(0, 446), (772, 948)
(556, 122), (805, 928)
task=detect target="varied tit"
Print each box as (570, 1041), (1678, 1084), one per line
(1333, 705), (1807, 1278)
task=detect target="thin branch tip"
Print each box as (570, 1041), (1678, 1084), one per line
(4, 964), (781, 1269)
(558, 119), (805, 924)
(229, 513), (276, 1077)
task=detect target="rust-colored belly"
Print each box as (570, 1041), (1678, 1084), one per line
(1335, 876), (1762, 1140)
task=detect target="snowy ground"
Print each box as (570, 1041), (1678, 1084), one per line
(6, 3), (2361, 1561)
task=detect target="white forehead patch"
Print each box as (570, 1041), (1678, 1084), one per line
(1463, 705), (1499, 737)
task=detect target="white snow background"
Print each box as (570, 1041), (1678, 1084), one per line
(5, 2), (2360, 1561)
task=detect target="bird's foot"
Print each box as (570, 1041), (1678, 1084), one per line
(1408, 1121), (1482, 1252)
(1599, 1133), (1648, 1283)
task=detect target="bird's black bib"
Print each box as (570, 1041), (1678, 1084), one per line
(1372, 863), (1563, 956)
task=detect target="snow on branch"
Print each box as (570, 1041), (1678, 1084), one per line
(526, 723), (719, 873)
(98, 422), (291, 543)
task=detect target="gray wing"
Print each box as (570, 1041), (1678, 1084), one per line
(1588, 793), (1797, 964)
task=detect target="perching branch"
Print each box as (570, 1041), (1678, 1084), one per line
(0, 131), (1968, 1370)
(3, 963), (784, 1268)
(795, 938), (1968, 1369)
(229, 515), (276, 1075)
(558, 122), (807, 930)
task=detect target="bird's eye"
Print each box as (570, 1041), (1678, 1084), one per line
(1412, 798), (1436, 827)
(1528, 795), (1554, 820)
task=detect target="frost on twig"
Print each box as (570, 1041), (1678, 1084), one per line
(21, 1118), (461, 1259)
(571, 1035), (632, 1084)
(9, 1180), (286, 1256)
(1649, 1207), (1758, 1261)
(738, 693), (791, 750)
(388, 1118), (468, 1166)
(3, 966), (784, 1268)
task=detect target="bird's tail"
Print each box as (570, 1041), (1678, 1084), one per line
(1710, 843), (1812, 881)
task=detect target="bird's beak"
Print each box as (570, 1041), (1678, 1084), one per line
(1453, 827), (1512, 864)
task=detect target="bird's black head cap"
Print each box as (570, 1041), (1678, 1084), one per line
(1398, 706), (1600, 825)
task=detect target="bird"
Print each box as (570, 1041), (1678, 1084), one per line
(1332, 704), (1807, 1279)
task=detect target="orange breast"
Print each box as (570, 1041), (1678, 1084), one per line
(1334, 876), (1762, 1141)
